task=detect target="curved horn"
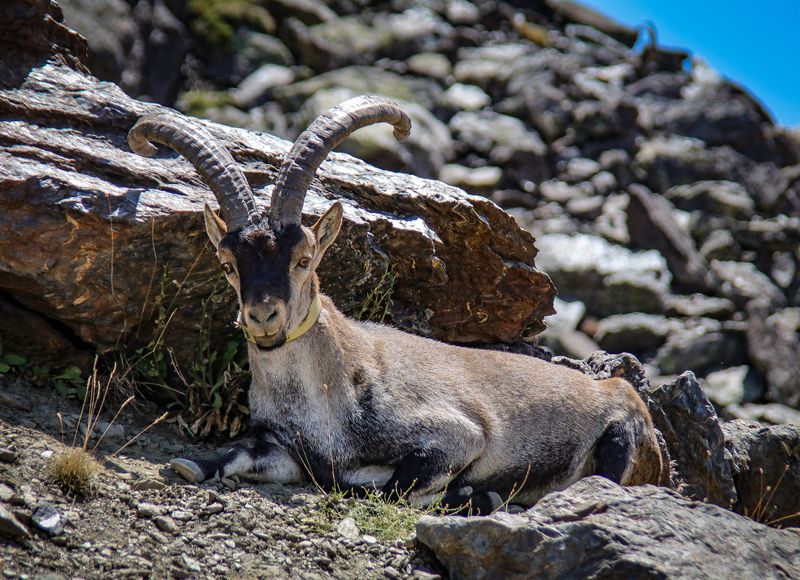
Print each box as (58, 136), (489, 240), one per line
(270, 95), (412, 230)
(128, 113), (260, 231)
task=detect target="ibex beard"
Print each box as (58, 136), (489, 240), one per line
(128, 95), (665, 514)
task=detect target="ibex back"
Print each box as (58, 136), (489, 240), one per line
(128, 96), (664, 512)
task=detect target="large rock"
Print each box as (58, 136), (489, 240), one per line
(723, 420), (800, 527)
(0, 3), (556, 366)
(417, 477), (800, 579)
(535, 233), (671, 317)
(746, 303), (800, 408)
(647, 372), (737, 507)
(627, 183), (712, 293)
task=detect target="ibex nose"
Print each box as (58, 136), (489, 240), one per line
(248, 303), (278, 324)
(244, 298), (286, 336)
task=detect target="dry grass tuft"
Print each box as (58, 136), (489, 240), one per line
(49, 447), (100, 497)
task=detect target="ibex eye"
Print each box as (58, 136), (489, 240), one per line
(221, 263), (233, 275)
(298, 257), (311, 269)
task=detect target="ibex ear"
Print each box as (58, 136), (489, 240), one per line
(312, 202), (343, 258)
(204, 203), (227, 249)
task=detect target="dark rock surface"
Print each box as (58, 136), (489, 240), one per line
(647, 372), (736, 506)
(723, 419), (800, 527)
(417, 476), (800, 579)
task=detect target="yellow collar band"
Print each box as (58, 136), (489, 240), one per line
(241, 294), (322, 345)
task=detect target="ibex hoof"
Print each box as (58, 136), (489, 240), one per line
(170, 458), (205, 482)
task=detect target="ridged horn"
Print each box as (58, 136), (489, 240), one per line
(270, 95), (412, 229)
(128, 113), (260, 231)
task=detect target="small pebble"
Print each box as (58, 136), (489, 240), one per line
(155, 516), (179, 534)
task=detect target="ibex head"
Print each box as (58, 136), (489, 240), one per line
(128, 96), (411, 349)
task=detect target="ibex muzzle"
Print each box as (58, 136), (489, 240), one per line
(128, 96), (665, 513)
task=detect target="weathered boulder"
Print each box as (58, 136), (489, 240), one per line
(593, 313), (670, 354)
(627, 183), (712, 293)
(535, 233), (671, 317)
(746, 303), (800, 407)
(417, 477), (800, 579)
(702, 365), (762, 408)
(723, 420), (800, 527)
(647, 372), (737, 507)
(0, 2), (556, 366)
(726, 403), (800, 426)
(654, 318), (746, 376)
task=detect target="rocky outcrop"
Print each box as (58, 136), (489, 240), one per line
(0, 0), (556, 366)
(723, 420), (800, 527)
(417, 477), (800, 579)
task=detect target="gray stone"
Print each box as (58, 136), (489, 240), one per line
(449, 110), (548, 185)
(699, 229), (741, 262)
(726, 403), (800, 426)
(438, 164), (501, 191)
(723, 420), (800, 527)
(712, 260), (786, 308)
(337, 517), (360, 540)
(155, 515), (179, 534)
(58, 0), (135, 84)
(666, 180), (755, 218)
(565, 195), (604, 219)
(594, 313), (670, 354)
(273, 66), (442, 112)
(538, 179), (590, 203)
(663, 293), (736, 319)
(647, 372), (737, 507)
(136, 502), (161, 518)
(437, 83), (490, 112)
(535, 233), (671, 317)
(702, 366), (762, 408)
(594, 192), (630, 244)
(417, 477), (799, 579)
(542, 329), (600, 360)
(0, 504), (29, 539)
(655, 318), (745, 376)
(746, 304), (800, 408)
(231, 64), (295, 108)
(407, 53), (452, 79)
(32, 502), (64, 536)
(590, 170), (618, 196)
(454, 44), (531, 91)
(627, 184), (712, 292)
(288, 9), (452, 72)
(0, 447), (18, 463)
(560, 157), (601, 182)
(444, 0), (480, 25)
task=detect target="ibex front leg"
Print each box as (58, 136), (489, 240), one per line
(380, 424), (502, 514)
(170, 432), (304, 484)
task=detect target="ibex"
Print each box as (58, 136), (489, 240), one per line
(128, 96), (664, 512)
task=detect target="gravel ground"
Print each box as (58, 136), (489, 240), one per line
(0, 378), (445, 579)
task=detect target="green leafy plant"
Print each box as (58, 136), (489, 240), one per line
(355, 265), (397, 323)
(187, 0), (276, 47)
(0, 340), (26, 374)
(118, 265), (250, 440)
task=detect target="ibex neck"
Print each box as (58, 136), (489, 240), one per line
(285, 294), (322, 343)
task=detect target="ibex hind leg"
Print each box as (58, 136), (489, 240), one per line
(593, 422), (635, 484)
(170, 439), (304, 484)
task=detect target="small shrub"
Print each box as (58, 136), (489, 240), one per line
(49, 447), (100, 497)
